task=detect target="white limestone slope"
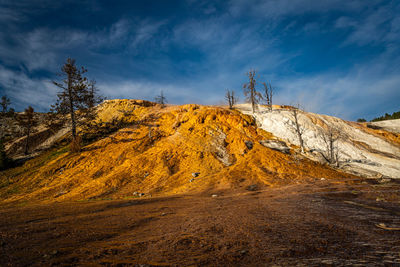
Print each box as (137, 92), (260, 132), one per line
(237, 104), (400, 178)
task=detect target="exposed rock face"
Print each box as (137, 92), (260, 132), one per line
(259, 140), (290, 154)
(238, 104), (400, 179)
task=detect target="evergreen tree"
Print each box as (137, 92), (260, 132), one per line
(52, 58), (103, 150)
(16, 106), (37, 155)
(1, 95), (10, 114)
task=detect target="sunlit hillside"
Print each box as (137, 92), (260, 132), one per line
(0, 99), (354, 203)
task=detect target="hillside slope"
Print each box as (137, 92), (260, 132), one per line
(238, 104), (400, 178)
(0, 100), (352, 203)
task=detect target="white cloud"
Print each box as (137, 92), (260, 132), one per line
(275, 66), (400, 120)
(0, 66), (56, 111)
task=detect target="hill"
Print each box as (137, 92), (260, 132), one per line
(0, 100), (353, 203)
(238, 104), (400, 179)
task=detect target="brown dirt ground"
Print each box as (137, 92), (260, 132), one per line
(1, 178), (400, 267)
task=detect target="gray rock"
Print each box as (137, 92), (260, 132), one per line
(192, 172), (200, 177)
(211, 194), (218, 198)
(259, 140), (290, 154)
(246, 184), (258, 191)
(189, 178), (195, 183)
(245, 141), (253, 150)
(138, 193), (145, 197)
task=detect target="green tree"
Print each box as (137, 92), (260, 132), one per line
(17, 106), (37, 155)
(52, 58), (103, 150)
(1, 95), (10, 114)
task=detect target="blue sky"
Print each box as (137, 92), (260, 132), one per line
(0, 0), (399, 120)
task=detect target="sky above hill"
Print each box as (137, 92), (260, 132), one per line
(0, 0), (399, 120)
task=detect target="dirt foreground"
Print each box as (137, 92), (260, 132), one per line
(1, 178), (400, 266)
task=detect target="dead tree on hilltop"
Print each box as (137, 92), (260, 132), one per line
(321, 126), (341, 167)
(155, 90), (167, 108)
(243, 70), (262, 113)
(263, 82), (273, 111)
(225, 89), (238, 109)
(290, 106), (305, 153)
(17, 106), (38, 155)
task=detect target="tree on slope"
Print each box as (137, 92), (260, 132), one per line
(17, 106), (37, 155)
(243, 70), (262, 113)
(225, 89), (238, 109)
(52, 58), (102, 151)
(263, 82), (273, 111)
(1, 95), (10, 114)
(321, 126), (341, 166)
(290, 106), (305, 153)
(155, 90), (167, 108)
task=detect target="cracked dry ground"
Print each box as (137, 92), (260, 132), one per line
(1, 178), (400, 266)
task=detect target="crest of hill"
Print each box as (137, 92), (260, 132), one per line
(0, 99), (353, 203)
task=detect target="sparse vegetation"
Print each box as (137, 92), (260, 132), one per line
(0, 138), (12, 170)
(371, 110), (400, 122)
(321, 126), (341, 166)
(290, 106), (305, 153)
(16, 106), (37, 155)
(243, 70), (262, 113)
(357, 118), (366, 122)
(1, 95), (11, 114)
(225, 89), (238, 109)
(262, 82), (273, 111)
(155, 90), (167, 107)
(52, 58), (103, 150)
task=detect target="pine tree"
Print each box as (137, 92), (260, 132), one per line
(52, 58), (103, 150)
(17, 106), (37, 155)
(1, 95), (10, 114)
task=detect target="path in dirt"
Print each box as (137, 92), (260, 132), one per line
(1, 180), (400, 266)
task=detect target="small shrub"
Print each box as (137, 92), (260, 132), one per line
(357, 118), (366, 122)
(0, 139), (13, 170)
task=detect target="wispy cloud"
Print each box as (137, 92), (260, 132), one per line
(0, 66), (56, 111)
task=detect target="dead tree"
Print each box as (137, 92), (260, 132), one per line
(321, 126), (340, 166)
(17, 106), (37, 155)
(290, 107), (305, 153)
(52, 58), (102, 150)
(155, 90), (167, 107)
(243, 70), (262, 113)
(262, 82), (273, 111)
(1, 95), (10, 114)
(225, 89), (238, 109)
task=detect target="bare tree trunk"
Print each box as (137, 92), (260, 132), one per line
(67, 73), (77, 139)
(24, 125), (30, 155)
(251, 88), (255, 113)
(292, 108), (305, 153)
